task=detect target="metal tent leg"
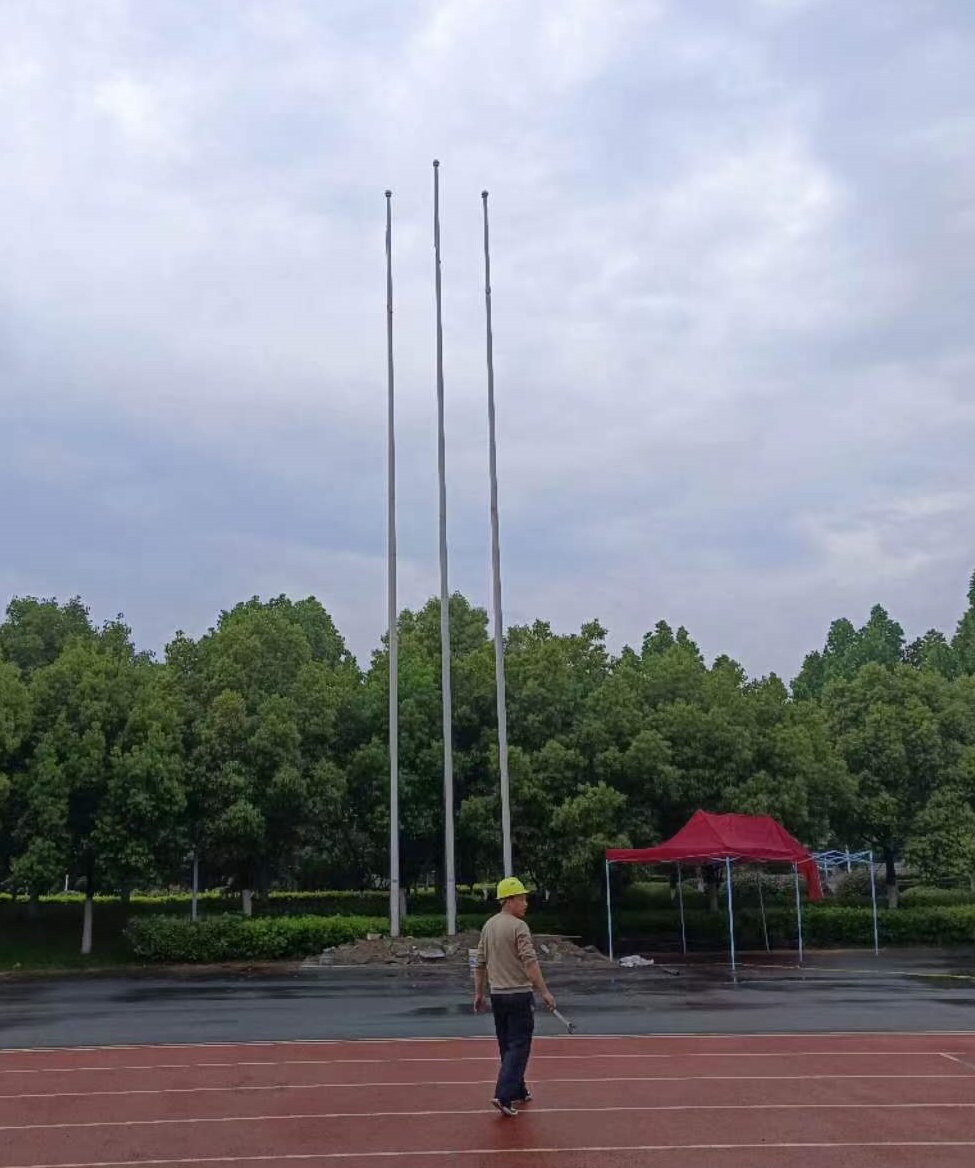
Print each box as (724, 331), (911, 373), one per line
(677, 862), (687, 956)
(793, 862), (804, 967)
(868, 850), (879, 956)
(758, 876), (770, 952)
(605, 859), (614, 963)
(725, 857), (736, 973)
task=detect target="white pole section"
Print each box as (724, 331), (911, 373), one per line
(432, 160), (456, 936)
(605, 859), (614, 962)
(677, 862), (687, 956)
(725, 857), (736, 973)
(191, 852), (199, 923)
(385, 189), (401, 940)
(869, 850), (879, 956)
(758, 876), (770, 952)
(481, 190), (513, 878)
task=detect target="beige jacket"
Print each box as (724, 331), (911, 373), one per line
(475, 911), (538, 994)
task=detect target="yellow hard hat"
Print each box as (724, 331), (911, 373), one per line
(497, 876), (530, 901)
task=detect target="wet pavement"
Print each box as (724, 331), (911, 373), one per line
(2, 948), (974, 1049)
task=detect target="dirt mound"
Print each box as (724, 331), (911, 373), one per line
(305, 930), (609, 969)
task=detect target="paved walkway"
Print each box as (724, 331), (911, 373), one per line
(2, 948), (975, 1048)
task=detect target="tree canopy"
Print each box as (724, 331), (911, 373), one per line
(1, 572), (974, 947)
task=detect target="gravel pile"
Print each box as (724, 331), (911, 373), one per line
(304, 930), (609, 969)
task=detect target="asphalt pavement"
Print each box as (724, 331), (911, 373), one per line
(2, 948), (975, 1049)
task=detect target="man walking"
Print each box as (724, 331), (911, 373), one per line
(473, 877), (556, 1117)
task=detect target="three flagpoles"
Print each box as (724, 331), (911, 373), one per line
(385, 165), (514, 937)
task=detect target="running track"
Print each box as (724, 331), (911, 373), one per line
(2, 1032), (975, 1167)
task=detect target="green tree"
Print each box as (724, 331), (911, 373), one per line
(952, 571), (975, 675)
(0, 596), (95, 674)
(793, 606), (905, 700)
(825, 665), (975, 906)
(96, 666), (186, 898)
(9, 621), (181, 951)
(170, 596), (360, 908)
(906, 788), (975, 885)
(904, 630), (958, 677)
(546, 782), (628, 898)
(360, 595), (495, 893)
(0, 661), (31, 878)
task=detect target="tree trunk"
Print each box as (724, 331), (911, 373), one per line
(191, 854), (199, 922)
(81, 893), (94, 955)
(885, 849), (898, 909)
(242, 889), (253, 918)
(707, 868), (720, 914)
(27, 893), (40, 921)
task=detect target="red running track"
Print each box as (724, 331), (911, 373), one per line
(2, 1032), (975, 1167)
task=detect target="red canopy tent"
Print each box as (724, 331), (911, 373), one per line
(604, 811), (824, 970)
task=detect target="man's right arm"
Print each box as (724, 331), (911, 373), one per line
(516, 924), (555, 1010)
(524, 958), (556, 1011)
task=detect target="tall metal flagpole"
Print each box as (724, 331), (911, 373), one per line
(481, 190), (513, 878)
(385, 190), (401, 939)
(433, 160), (457, 936)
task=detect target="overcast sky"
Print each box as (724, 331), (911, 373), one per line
(2, 0), (973, 679)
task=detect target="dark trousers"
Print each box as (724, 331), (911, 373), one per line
(491, 991), (534, 1105)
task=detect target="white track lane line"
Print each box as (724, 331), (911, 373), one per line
(3, 1029), (975, 1055)
(2, 1071), (973, 1101)
(6, 1141), (975, 1166)
(0, 1049), (963, 1075)
(3, 1101), (975, 1133)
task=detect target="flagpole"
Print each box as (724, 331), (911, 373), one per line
(385, 190), (400, 939)
(433, 160), (457, 935)
(481, 190), (513, 878)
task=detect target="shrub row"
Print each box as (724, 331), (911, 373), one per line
(899, 886), (975, 907)
(125, 914), (389, 961)
(0, 890), (489, 918)
(124, 913), (500, 963)
(125, 902), (975, 964)
(614, 904), (975, 949)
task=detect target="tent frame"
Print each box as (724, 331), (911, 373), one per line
(605, 854), (806, 972)
(606, 846), (881, 968)
(812, 848), (880, 957)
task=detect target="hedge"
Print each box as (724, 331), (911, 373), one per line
(126, 915), (385, 962)
(124, 913), (499, 963)
(899, 886), (975, 907)
(126, 903), (975, 964)
(0, 890), (489, 919)
(614, 904), (975, 949)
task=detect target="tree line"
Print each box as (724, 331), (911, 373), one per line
(1, 573), (975, 950)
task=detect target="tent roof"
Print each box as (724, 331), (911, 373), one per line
(606, 810), (823, 899)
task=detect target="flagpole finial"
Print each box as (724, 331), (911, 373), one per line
(385, 189), (392, 198)
(482, 190), (489, 199)
(433, 159), (440, 167)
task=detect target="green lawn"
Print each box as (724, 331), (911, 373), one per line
(0, 923), (134, 972)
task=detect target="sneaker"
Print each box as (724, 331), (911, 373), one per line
(492, 1099), (518, 1118)
(519, 1088), (534, 1103)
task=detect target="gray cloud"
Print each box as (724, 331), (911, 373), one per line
(1, 0), (973, 677)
